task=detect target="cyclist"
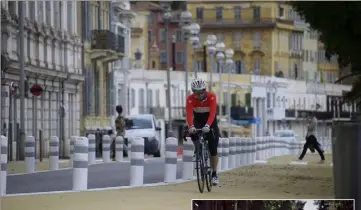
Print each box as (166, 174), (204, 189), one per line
(186, 77), (220, 185)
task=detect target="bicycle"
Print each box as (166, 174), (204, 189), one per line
(193, 128), (213, 193)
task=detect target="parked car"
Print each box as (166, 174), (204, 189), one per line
(123, 114), (162, 157)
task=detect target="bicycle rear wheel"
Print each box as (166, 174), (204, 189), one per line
(195, 142), (205, 193)
(204, 147), (212, 192)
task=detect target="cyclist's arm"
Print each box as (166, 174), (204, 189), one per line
(186, 96), (194, 127)
(206, 94), (217, 126)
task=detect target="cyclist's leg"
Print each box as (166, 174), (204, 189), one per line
(207, 124), (220, 185)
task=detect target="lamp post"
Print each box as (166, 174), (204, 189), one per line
(188, 23), (200, 78)
(207, 35), (217, 92)
(216, 42), (225, 118)
(180, 10), (192, 95)
(160, 2), (173, 137)
(225, 49), (234, 136)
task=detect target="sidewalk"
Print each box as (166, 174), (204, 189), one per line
(2, 154), (334, 210)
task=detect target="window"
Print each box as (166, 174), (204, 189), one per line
(196, 7), (204, 20)
(67, 1), (73, 33)
(148, 30), (153, 42)
(155, 89), (160, 107)
(131, 88), (135, 108)
(8, 2), (16, 15)
(28, 1), (35, 22)
(234, 6), (241, 20)
(253, 32), (261, 48)
(274, 61), (280, 72)
(37, 1), (44, 23)
(267, 92), (271, 108)
(160, 52), (167, 65)
(196, 61), (204, 72)
(139, 88), (145, 108)
(148, 13), (155, 24)
(159, 29), (166, 43)
(235, 60), (242, 74)
(279, 5), (285, 18)
(253, 60), (260, 73)
(216, 7), (223, 21)
(152, 60), (156, 69)
(233, 32), (242, 47)
(53, 2), (60, 29)
(147, 89), (153, 107)
(176, 30), (182, 42)
(253, 6), (261, 21)
(176, 51), (184, 64)
(216, 33), (224, 42)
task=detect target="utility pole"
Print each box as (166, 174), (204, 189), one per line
(19, 1), (26, 160)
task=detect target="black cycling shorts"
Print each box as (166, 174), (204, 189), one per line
(190, 120), (220, 156)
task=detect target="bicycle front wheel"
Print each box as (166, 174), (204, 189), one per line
(195, 142), (205, 193)
(204, 148), (212, 192)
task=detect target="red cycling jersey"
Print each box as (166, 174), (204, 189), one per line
(186, 92), (217, 127)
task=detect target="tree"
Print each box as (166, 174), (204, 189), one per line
(289, 2), (361, 104)
(314, 200), (354, 210)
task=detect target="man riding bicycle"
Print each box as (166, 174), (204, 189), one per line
(186, 78), (220, 186)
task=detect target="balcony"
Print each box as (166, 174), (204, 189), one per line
(230, 106), (254, 120)
(90, 30), (125, 62)
(296, 110), (333, 120)
(285, 109), (296, 118)
(194, 17), (277, 29)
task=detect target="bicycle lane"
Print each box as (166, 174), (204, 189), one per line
(2, 155), (334, 210)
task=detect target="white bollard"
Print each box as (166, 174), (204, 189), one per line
(87, 134), (96, 165)
(251, 138), (257, 164)
(221, 138), (229, 171)
(0, 135), (8, 195)
(49, 136), (59, 170)
(235, 137), (242, 167)
(245, 138), (251, 165)
(130, 137), (144, 186)
(217, 138), (223, 172)
(266, 136), (271, 159)
(102, 135), (111, 163)
(164, 137), (178, 183)
(261, 137), (266, 160)
(69, 136), (77, 167)
(25, 136), (36, 173)
(228, 137), (237, 169)
(256, 137), (261, 160)
(72, 137), (89, 191)
(115, 136), (124, 162)
(275, 137), (280, 156)
(182, 137), (194, 180)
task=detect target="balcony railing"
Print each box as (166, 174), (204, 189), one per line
(91, 30), (125, 54)
(285, 109), (296, 118)
(194, 17), (277, 28)
(230, 106), (254, 120)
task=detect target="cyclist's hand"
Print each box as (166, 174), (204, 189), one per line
(202, 125), (210, 133)
(188, 126), (196, 134)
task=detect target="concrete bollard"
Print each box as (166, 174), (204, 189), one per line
(69, 136), (77, 167)
(164, 137), (178, 183)
(235, 137), (242, 167)
(266, 136), (271, 159)
(115, 136), (124, 162)
(271, 136), (275, 157)
(182, 137), (194, 180)
(49, 136), (59, 170)
(228, 137), (237, 169)
(245, 138), (251, 165)
(72, 137), (89, 191)
(130, 137), (144, 186)
(1, 136), (8, 195)
(87, 134), (96, 165)
(25, 136), (36, 173)
(256, 137), (261, 160)
(221, 138), (229, 171)
(102, 135), (111, 163)
(217, 138), (223, 172)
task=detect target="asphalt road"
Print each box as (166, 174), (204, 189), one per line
(7, 158), (183, 194)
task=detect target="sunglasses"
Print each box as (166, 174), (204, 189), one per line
(193, 90), (206, 95)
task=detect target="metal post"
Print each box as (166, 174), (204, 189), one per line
(184, 36), (189, 96)
(194, 48), (198, 78)
(227, 63), (232, 136)
(218, 61), (223, 118)
(209, 54), (213, 92)
(19, 1), (26, 160)
(165, 17), (172, 137)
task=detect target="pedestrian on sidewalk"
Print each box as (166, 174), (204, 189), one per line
(298, 114), (325, 163)
(113, 105), (126, 160)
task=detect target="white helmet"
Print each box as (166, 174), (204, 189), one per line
(191, 78), (207, 91)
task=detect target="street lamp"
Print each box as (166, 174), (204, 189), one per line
(216, 42), (225, 118)
(161, 2), (173, 137)
(180, 10), (192, 96)
(225, 49), (234, 136)
(207, 34), (217, 92)
(188, 23), (200, 78)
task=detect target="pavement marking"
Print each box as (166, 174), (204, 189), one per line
(289, 161), (308, 165)
(254, 160), (268, 164)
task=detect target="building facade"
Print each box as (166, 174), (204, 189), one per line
(1, 1), (82, 158)
(80, 2), (125, 133)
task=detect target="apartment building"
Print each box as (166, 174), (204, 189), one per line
(80, 2), (125, 133)
(187, 2), (304, 78)
(130, 2), (186, 71)
(1, 1), (82, 157)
